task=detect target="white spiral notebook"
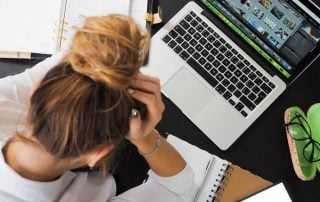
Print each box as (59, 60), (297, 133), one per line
(0, 0), (147, 57)
(167, 135), (272, 202)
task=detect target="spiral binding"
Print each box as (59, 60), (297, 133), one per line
(205, 162), (232, 202)
(53, 20), (69, 51)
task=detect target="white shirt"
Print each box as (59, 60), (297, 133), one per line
(0, 53), (195, 202)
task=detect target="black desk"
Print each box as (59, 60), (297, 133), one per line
(0, 1), (319, 201)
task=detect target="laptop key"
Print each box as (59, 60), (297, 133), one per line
(254, 96), (264, 105)
(193, 52), (201, 60)
(254, 78), (262, 86)
(217, 53), (225, 61)
(201, 21), (208, 28)
(219, 45), (227, 53)
(195, 44), (203, 52)
(230, 76), (238, 84)
(184, 34), (192, 41)
(240, 96), (255, 110)
(210, 68), (218, 76)
(234, 90), (242, 98)
(228, 84), (236, 92)
(216, 73), (224, 81)
(202, 30), (210, 37)
(222, 59), (231, 66)
(187, 58), (218, 88)
(169, 30), (178, 38)
(185, 14), (192, 21)
(225, 51), (233, 58)
(190, 39), (197, 46)
(182, 41), (189, 49)
(228, 64), (236, 72)
(222, 79), (230, 87)
(204, 63), (213, 70)
(248, 72), (257, 80)
(187, 47), (195, 54)
(213, 40), (221, 48)
(194, 33), (201, 40)
(199, 38), (207, 45)
(236, 82), (244, 89)
(190, 20), (198, 27)
(207, 54), (214, 62)
(211, 48), (219, 56)
(242, 87), (250, 94)
(198, 57), (206, 65)
(208, 35), (215, 42)
(162, 35), (171, 43)
(252, 85), (260, 94)
(179, 51), (189, 60)
(248, 93), (257, 101)
(229, 99), (236, 106)
(235, 102), (244, 111)
(168, 40), (177, 48)
(174, 46), (182, 54)
(260, 83), (272, 94)
(218, 66), (226, 73)
(224, 71), (232, 79)
(188, 27), (196, 35)
(241, 111), (248, 117)
(237, 62), (245, 69)
(174, 25), (186, 36)
(180, 20), (190, 30)
(205, 43), (213, 51)
(216, 84), (226, 94)
(201, 49), (209, 57)
(176, 36), (183, 44)
(190, 11), (196, 17)
(223, 91), (232, 99)
(196, 25), (204, 32)
(269, 82), (276, 89)
(213, 60), (221, 68)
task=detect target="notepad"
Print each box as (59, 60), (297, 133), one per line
(167, 135), (273, 202)
(0, 0), (147, 56)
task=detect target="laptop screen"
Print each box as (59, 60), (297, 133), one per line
(201, 0), (320, 79)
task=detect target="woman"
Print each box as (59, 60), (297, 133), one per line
(0, 15), (194, 201)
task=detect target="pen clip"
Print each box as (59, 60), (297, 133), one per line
(145, 6), (163, 25)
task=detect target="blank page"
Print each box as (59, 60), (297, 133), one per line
(0, 0), (62, 53)
(60, 0), (130, 51)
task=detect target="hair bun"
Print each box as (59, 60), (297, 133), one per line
(68, 14), (150, 90)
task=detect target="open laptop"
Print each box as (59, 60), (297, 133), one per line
(142, 0), (320, 150)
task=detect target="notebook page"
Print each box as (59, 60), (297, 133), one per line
(60, 0), (130, 51)
(129, 0), (148, 29)
(196, 157), (229, 202)
(0, 0), (62, 54)
(167, 135), (214, 199)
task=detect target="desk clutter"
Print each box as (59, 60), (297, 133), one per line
(167, 134), (273, 202)
(0, 0), (157, 59)
(284, 104), (320, 181)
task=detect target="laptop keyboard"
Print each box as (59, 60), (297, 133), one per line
(161, 11), (276, 117)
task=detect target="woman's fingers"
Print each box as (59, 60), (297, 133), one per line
(131, 73), (161, 97)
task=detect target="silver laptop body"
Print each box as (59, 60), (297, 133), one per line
(142, 1), (316, 150)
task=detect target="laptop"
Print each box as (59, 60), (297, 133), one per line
(142, 0), (320, 150)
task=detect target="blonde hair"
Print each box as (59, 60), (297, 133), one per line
(5, 14), (150, 176)
(69, 14), (150, 90)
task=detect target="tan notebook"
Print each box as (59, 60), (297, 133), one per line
(167, 135), (272, 202)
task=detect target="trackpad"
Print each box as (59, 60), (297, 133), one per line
(162, 67), (214, 118)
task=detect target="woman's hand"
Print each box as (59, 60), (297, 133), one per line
(126, 73), (165, 144)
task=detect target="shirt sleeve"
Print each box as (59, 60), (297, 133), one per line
(0, 53), (65, 141)
(110, 164), (195, 202)
(0, 52), (65, 104)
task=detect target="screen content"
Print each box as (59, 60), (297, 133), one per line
(202, 0), (320, 78)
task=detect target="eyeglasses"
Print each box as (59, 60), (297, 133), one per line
(284, 111), (320, 163)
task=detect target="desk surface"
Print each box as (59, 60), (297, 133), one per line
(1, 0), (320, 201)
